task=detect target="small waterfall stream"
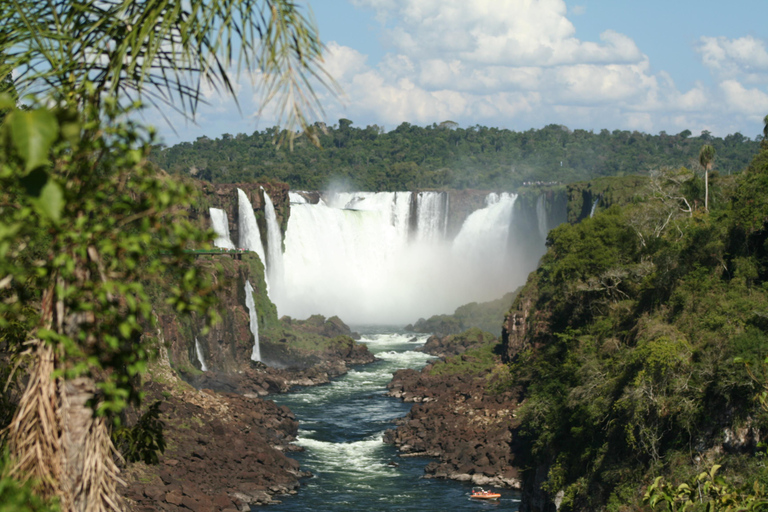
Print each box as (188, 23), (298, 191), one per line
(210, 207), (235, 250)
(262, 188), (285, 300)
(590, 197), (600, 218)
(244, 280), (261, 362)
(237, 188), (267, 264)
(194, 337), (208, 372)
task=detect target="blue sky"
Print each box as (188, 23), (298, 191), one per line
(153, 0), (768, 145)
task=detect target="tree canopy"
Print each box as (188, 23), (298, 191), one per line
(150, 121), (760, 191)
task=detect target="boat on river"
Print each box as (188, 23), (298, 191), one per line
(470, 487), (501, 500)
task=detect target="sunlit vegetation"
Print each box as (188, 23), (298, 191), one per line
(151, 122), (759, 191)
(506, 139), (768, 511)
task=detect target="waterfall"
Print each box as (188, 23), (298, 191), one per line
(209, 208), (235, 250)
(244, 280), (261, 362)
(262, 188), (285, 299)
(195, 337), (208, 372)
(237, 188), (267, 264)
(536, 194), (549, 240)
(452, 193), (519, 300)
(413, 191), (448, 243)
(590, 197), (600, 218)
(278, 191), (540, 324)
(289, 191), (308, 204)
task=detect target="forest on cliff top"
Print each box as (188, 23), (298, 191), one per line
(503, 139), (768, 512)
(151, 121), (760, 191)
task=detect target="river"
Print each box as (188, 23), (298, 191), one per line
(263, 326), (521, 511)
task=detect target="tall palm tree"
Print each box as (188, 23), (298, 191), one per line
(699, 144), (716, 211)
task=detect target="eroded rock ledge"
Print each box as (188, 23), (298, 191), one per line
(384, 335), (522, 489)
(122, 340), (374, 511)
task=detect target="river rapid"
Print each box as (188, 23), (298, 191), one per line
(262, 327), (521, 512)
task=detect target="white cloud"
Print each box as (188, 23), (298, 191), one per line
(698, 35), (768, 81)
(150, 0), (768, 144)
(720, 80), (768, 116)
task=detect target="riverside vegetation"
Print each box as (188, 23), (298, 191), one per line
(497, 138), (768, 511)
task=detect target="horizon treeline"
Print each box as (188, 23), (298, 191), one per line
(151, 120), (760, 190)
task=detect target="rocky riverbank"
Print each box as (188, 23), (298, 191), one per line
(121, 327), (375, 511)
(384, 332), (522, 489)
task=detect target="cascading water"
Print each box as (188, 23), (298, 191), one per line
(262, 188), (285, 300)
(452, 193), (519, 302)
(413, 191), (448, 243)
(194, 337), (208, 372)
(278, 191), (544, 324)
(244, 280), (261, 362)
(536, 194), (549, 241)
(209, 208), (235, 250)
(590, 197), (600, 218)
(237, 188), (267, 264)
(289, 192), (308, 204)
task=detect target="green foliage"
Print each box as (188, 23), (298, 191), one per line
(150, 122), (759, 191)
(111, 401), (166, 465)
(407, 290), (519, 337)
(507, 141), (768, 510)
(0, 98), (219, 416)
(645, 465), (768, 512)
(0, 467), (58, 512)
(0, 0), (332, 143)
(428, 332), (499, 377)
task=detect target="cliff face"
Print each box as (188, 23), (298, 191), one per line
(158, 252), (274, 376)
(195, 181), (291, 249)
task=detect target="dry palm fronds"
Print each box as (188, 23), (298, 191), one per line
(4, 342), (63, 502)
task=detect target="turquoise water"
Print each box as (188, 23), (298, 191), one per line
(262, 327), (521, 512)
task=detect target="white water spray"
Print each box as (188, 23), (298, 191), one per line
(195, 337), (208, 372)
(278, 191), (541, 324)
(209, 208), (235, 250)
(244, 280), (261, 362)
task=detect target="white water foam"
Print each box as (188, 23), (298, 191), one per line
(296, 435), (395, 479)
(209, 208), (235, 250)
(244, 280), (261, 362)
(289, 191), (308, 204)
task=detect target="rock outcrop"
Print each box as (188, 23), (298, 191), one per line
(384, 343), (521, 489)
(417, 327), (496, 358)
(122, 366), (306, 511)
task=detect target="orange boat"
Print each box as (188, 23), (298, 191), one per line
(470, 487), (501, 500)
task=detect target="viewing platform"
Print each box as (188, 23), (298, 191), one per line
(185, 248), (248, 260)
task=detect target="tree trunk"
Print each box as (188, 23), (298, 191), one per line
(705, 169), (709, 211)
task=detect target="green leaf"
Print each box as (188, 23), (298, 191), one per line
(35, 180), (64, 223)
(0, 92), (15, 110)
(10, 109), (59, 172)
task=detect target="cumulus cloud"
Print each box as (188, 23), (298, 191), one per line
(151, 0), (768, 144)
(698, 35), (768, 82)
(316, 0), (734, 134)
